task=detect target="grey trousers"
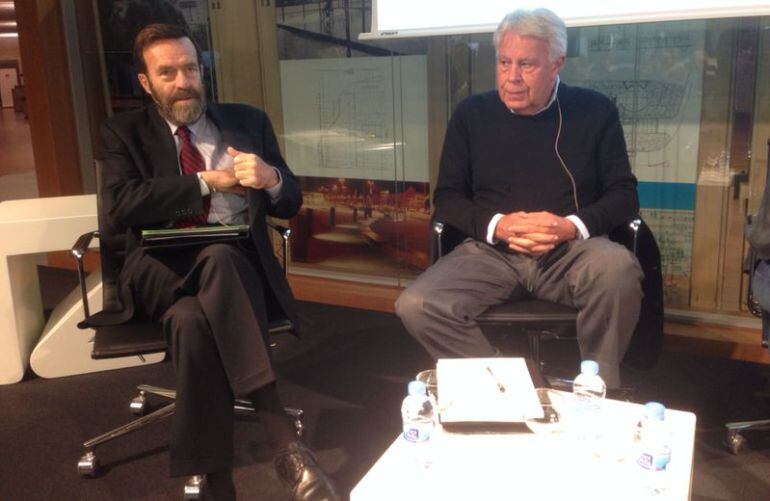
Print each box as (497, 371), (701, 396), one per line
(395, 237), (643, 388)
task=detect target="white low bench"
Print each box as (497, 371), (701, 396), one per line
(0, 195), (162, 385)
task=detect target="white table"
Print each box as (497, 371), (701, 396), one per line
(0, 195), (163, 385)
(351, 399), (696, 501)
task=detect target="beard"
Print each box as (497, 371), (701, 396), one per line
(149, 83), (206, 126)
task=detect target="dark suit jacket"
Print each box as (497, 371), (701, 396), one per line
(93, 103), (302, 327)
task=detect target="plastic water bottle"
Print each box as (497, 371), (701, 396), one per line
(572, 360), (607, 443)
(401, 380), (436, 468)
(635, 402), (672, 495)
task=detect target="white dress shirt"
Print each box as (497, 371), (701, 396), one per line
(165, 114), (282, 225)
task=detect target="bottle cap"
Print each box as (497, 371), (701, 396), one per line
(644, 402), (665, 420)
(408, 380), (427, 397)
(580, 360), (599, 376)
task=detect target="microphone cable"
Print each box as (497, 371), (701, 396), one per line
(554, 96), (579, 212)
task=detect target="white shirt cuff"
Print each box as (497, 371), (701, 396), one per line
(196, 172), (211, 196)
(265, 168), (283, 203)
(487, 213), (504, 244)
(566, 215), (590, 240)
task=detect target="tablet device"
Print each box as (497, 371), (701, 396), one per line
(141, 224), (250, 247)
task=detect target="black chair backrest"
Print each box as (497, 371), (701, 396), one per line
(94, 160), (128, 313)
(610, 220), (664, 370)
(431, 217), (665, 370)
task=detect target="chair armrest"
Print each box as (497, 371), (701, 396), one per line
(71, 230), (99, 319)
(72, 230), (99, 260)
(628, 217), (641, 255)
(268, 223), (291, 277)
(432, 221), (445, 258)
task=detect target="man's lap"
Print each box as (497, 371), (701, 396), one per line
(400, 239), (528, 317)
(122, 241), (258, 321)
(402, 236), (637, 315)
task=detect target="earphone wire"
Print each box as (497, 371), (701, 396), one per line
(554, 96), (579, 212)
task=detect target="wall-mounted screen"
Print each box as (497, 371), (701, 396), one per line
(361, 0), (770, 39)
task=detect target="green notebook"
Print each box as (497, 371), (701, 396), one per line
(141, 224), (250, 245)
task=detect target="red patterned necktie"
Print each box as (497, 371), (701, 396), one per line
(175, 125), (210, 227)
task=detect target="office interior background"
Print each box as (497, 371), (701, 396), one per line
(2, 1), (768, 337)
(1, 0), (770, 499)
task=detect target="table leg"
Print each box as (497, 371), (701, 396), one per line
(0, 253), (45, 384)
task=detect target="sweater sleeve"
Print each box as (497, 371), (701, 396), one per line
(575, 102), (639, 236)
(433, 102), (496, 241)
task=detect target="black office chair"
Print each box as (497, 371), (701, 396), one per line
(71, 164), (302, 499)
(431, 217), (664, 392)
(724, 144), (770, 455)
(724, 250), (770, 454)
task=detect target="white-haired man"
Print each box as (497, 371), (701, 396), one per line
(396, 8), (643, 388)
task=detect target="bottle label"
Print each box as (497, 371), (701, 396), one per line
(403, 422), (432, 443)
(637, 450), (670, 471)
(574, 393), (601, 412)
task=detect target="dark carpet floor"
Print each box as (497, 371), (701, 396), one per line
(1, 267), (770, 500)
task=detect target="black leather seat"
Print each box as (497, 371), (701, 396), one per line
(431, 217), (664, 389)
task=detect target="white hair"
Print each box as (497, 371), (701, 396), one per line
(493, 8), (567, 61)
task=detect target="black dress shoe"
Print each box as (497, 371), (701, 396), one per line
(273, 441), (340, 501)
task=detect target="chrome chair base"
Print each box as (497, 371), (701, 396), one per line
(77, 450), (99, 477)
(725, 418), (770, 455)
(183, 475), (205, 500)
(78, 384), (305, 498)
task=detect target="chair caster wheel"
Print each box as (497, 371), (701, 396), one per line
(288, 408), (304, 437)
(184, 474), (206, 500)
(130, 391), (147, 415)
(726, 430), (746, 455)
(77, 451), (100, 477)
(294, 416), (304, 437)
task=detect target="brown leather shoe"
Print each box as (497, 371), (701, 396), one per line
(273, 441), (340, 501)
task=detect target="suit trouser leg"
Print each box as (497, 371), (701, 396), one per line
(164, 295), (235, 476)
(532, 237), (644, 388)
(395, 239), (529, 359)
(124, 242), (275, 477)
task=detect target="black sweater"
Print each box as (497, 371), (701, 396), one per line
(434, 83), (639, 242)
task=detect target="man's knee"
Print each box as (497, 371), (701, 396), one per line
(164, 296), (208, 340)
(197, 244), (257, 282)
(396, 280), (473, 328)
(395, 286), (425, 323)
(583, 243), (643, 294)
(198, 243), (247, 268)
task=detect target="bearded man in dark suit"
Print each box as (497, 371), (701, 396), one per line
(98, 23), (338, 501)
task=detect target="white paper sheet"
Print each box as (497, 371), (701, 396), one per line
(437, 358), (543, 424)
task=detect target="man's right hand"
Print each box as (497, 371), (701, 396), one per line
(199, 169), (246, 195)
(494, 211), (561, 255)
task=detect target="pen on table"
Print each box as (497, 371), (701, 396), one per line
(485, 366), (506, 393)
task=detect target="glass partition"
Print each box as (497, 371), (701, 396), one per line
(276, 1), (430, 285)
(90, 1), (770, 317)
(438, 17), (767, 315)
